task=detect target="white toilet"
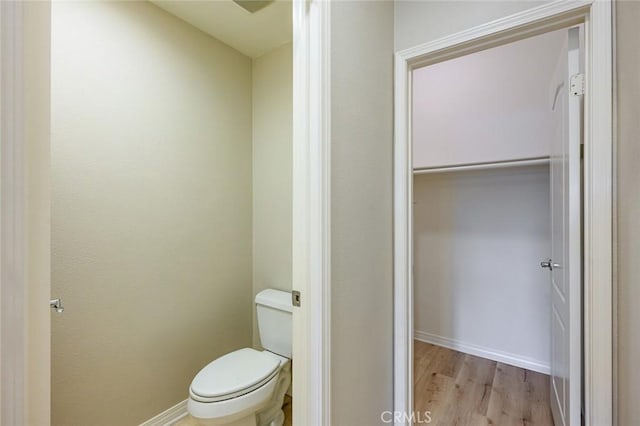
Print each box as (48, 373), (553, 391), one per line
(187, 289), (292, 426)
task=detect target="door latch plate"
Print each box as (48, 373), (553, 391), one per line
(292, 290), (301, 307)
(570, 73), (585, 96)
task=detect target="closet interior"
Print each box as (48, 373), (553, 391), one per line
(412, 29), (567, 425)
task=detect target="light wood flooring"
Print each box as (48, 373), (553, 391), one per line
(414, 341), (554, 426)
(175, 394), (291, 426)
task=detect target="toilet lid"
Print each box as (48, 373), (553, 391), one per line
(190, 348), (280, 402)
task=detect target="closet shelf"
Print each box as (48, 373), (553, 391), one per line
(413, 157), (550, 175)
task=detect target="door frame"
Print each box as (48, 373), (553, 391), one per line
(292, 0), (332, 425)
(393, 1), (613, 425)
(1, 1), (27, 423)
(1, 1), (52, 424)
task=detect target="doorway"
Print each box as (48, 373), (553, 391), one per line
(410, 27), (578, 425)
(0, 1), (331, 424)
(393, 2), (613, 426)
(49, 2), (293, 425)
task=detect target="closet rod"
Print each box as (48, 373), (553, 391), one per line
(413, 157), (550, 175)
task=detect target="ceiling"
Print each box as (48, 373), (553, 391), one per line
(150, 0), (292, 58)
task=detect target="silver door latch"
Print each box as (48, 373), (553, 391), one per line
(541, 259), (560, 270)
(50, 298), (64, 313)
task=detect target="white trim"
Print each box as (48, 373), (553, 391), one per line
(609, 2), (618, 424)
(414, 331), (551, 375)
(398, 0), (591, 68)
(582, 2), (613, 425)
(393, 30), (413, 425)
(292, 0), (331, 424)
(138, 399), (188, 426)
(0, 2), (26, 424)
(308, 0), (332, 424)
(394, 1), (613, 425)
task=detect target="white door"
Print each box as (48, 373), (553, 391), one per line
(546, 26), (582, 426)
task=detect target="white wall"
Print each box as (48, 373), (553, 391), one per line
(252, 43), (293, 347)
(51, 2), (253, 425)
(330, 1), (394, 424)
(412, 30), (563, 169)
(410, 8), (560, 372)
(414, 166), (551, 371)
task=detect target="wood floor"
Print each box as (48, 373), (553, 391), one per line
(414, 341), (554, 426)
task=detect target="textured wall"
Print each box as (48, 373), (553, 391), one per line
(615, 1), (640, 424)
(252, 43), (293, 348)
(51, 2), (253, 424)
(330, 2), (394, 424)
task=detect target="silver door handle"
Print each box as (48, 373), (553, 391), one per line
(50, 298), (64, 313)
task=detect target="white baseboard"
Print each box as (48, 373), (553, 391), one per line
(414, 330), (550, 375)
(139, 399), (189, 426)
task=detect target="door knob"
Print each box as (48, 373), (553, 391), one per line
(50, 298), (64, 313)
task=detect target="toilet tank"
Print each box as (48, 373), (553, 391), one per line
(255, 289), (292, 358)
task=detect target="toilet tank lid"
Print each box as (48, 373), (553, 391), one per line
(255, 289), (292, 313)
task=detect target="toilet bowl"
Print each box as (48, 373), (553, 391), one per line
(187, 289), (292, 426)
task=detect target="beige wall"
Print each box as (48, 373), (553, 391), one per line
(51, 2), (253, 425)
(251, 43), (293, 348)
(330, 2), (394, 424)
(394, 0), (549, 51)
(615, 1), (640, 424)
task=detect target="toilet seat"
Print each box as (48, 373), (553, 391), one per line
(190, 348), (281, 403)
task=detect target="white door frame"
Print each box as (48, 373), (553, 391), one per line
(393, 1), (613, 425)
(292, 0), (332, 425)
